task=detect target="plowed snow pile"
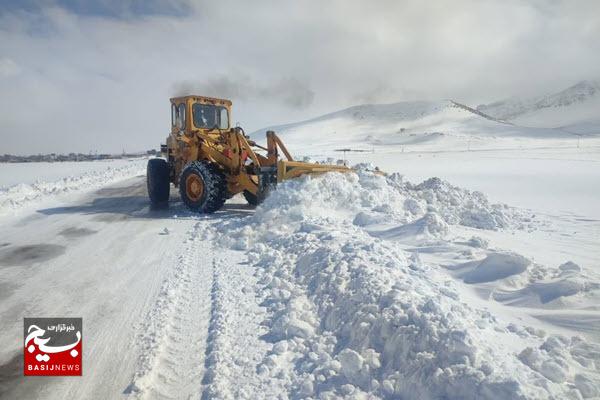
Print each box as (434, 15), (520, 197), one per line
(213, 172), (600, 399)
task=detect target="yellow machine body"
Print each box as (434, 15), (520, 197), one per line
(164, 95), (350, 200)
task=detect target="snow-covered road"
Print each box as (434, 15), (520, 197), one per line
(0, 176), (259, 399)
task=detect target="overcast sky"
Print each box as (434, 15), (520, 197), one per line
(1, 0), (599, 154)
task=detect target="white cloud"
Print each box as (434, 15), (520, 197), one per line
(0, 57), (20, 77)
(0, 0), (599, 154)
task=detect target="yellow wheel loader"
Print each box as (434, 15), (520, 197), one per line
(147, 95), (350, 212)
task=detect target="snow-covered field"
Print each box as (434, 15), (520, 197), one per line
(344, 145), (600, 219)
(0, 159), (146, 216)
(1, 82), (599, 399)
(0, 160), (142, 188)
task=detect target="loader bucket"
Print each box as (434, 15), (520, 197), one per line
(276, 160), (352, 182)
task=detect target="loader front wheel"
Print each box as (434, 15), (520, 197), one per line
(179, 161), (227, 213)
(147, 158), (170, 208)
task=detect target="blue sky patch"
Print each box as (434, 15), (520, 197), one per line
(0, 0), (191, 19)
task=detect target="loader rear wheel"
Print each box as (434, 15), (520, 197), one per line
(179, 161), (227, 213)
(147, 158), (170, 208)
(242, 190), (259, 206)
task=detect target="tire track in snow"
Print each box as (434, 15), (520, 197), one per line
(201, 249), (274, 399)
(201, 258), (232, 399)
(126, 221), (213, 399)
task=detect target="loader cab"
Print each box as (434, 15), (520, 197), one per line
(170, 95), (232, 136)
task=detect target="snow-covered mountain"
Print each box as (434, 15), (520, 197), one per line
(252, 99), (575, 156)
(251, 81), (599, 157)
(477, 80), (600, 133)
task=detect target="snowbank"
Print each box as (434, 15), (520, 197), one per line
(407, 177), (534, 231)
(212, 172), (599, 399)
(0, 158), (146, 214)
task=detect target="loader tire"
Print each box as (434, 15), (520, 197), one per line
(242, 190), (259, 206)
(179, 161), (227, 213)
(147, 158), (170, 208)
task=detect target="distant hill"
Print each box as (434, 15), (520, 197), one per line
(252, 98), (576, 155)
(476, 80), (600, 134)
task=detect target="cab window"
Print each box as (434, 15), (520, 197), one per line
(171, 104), (178, 127)
(178, 104), (186, 129)
(193, 104), (229, 129)
(219, 107), (229, 129)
